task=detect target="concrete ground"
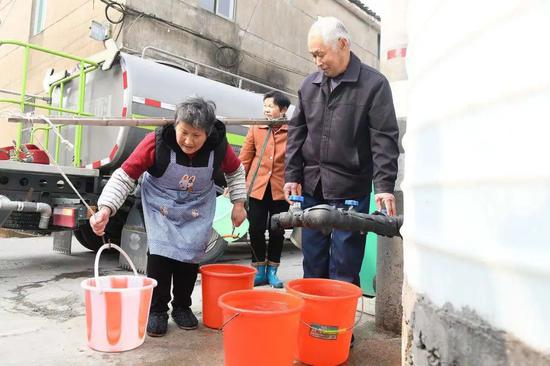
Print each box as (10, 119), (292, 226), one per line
(0, 233), (400, 365)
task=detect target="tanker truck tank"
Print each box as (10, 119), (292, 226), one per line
(51, 52), (273, 172)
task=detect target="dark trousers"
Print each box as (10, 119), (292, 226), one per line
(147, 254), (199, 313)
(301, 193), (370, 286)
(248, 184), (289, 263)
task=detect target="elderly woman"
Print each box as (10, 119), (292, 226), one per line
(90, 97), (247, 337)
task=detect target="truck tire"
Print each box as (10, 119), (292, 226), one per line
(200, 230), (228, 264)
(73, 224), (121, 252)
(73, 225), (103, 252)
(73, 210), (126, 252)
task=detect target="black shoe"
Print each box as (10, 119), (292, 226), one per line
(147, 312), (168, 337)
(172, 307), (198, 330)
(350, 334), (355, 348)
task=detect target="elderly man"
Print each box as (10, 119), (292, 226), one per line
(284, 16), (399, 286)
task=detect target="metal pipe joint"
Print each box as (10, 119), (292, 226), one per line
(271, 204), (403, 238)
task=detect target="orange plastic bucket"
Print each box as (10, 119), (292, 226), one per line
(218, 289), (304, 366)
(81, 244), (157, 352)
(286, 278), (362, 366)
(200, 264), (256, 328)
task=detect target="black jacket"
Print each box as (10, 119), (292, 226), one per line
(285, 52), (399, 199)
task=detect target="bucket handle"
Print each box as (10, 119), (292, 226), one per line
(217, 312), (240, 333)
(94, 243), (139, 290)
(221, 234), (239, 239)
(301, 296), (365, 336)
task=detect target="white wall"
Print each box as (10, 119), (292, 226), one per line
(403, 0), (550, 353)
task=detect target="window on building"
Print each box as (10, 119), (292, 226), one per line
(199, 0), (235, 20)
(32, 0), (47, 35)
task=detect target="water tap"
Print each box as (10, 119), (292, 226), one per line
(289, 195), (304, 212)
(344, 199), (359, 212)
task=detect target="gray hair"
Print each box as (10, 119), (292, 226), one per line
(174, 97), (217, 135)
(308, 16), (351, 46)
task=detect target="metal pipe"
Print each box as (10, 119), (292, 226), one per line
(271, 204), (403, 238)
(0, 195), (52, 229)
(141, 46), (297, 99)
(7, 116), (288, 127)
(0, 88), (49, 101)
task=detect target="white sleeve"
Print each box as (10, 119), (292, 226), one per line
(97, 168), (137, 216)
(224, 163), (247, 203)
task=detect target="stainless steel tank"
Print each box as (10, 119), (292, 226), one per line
(52, 53), (266, 171)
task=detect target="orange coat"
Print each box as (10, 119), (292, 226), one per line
(239, 124), (288, 201)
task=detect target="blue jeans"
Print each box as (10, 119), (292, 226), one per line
(301, 194), (370, 286)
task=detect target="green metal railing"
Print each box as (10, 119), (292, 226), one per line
(0, 40), (98, 166)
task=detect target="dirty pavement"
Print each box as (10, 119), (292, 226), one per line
(0, 235), (400, 365)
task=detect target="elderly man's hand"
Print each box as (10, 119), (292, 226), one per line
(283, 182), (302, 204)
(231, 201), (247, 227)
(374, 193), (396, 216)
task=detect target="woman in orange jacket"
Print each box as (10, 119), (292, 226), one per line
(239, 91), (291, 287)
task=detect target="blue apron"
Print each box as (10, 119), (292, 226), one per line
(141, 150), (216, 263)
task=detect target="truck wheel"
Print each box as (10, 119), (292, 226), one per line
(74, 205), (128, 252)
(200, 230), (228, 264)
(73, 224), (105, 252)
(73, 220), (123, 252)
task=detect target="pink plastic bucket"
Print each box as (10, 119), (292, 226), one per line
(81, 244), (157, 352)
